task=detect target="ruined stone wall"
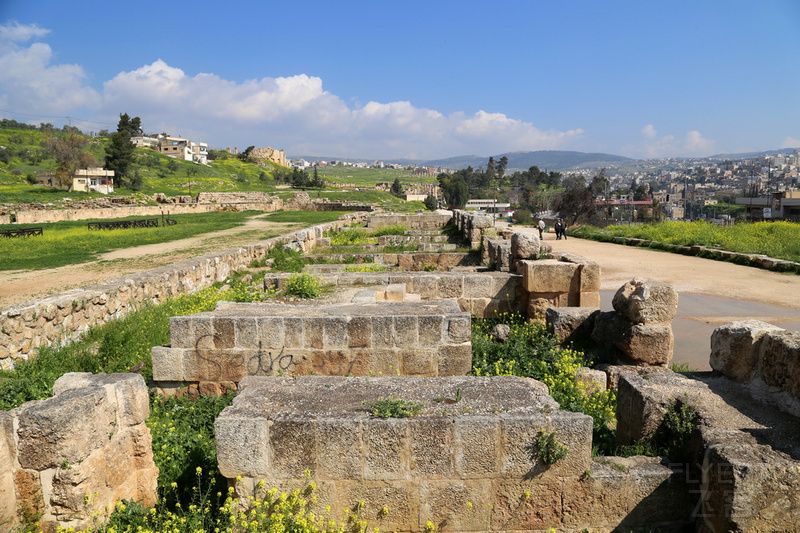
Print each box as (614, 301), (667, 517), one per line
(518, 252), (601, 321)
(195, 191), (280, 204)
(216, 375), (692, 533)
(265, 271), (525, 318)
(152, 300), (472, 394)
(0, 213), (369, 368)
(367, 213), (452, 230)
(451, 209), (494, 249)
(0, 373), (157, 532)
(12, 197), (283, 224)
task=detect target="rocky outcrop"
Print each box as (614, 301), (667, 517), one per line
(0, 373), (157, 532)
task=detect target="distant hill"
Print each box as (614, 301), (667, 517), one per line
(707, 149), (796, 160)
(416, 150), (632, 171)
(288, 150), (633, 171)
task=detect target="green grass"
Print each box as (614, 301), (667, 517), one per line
(572, 220), (800, 263)
(315, 165), (436, 186)
(262, 210), (353, 224)
(0, 211), (260, 271)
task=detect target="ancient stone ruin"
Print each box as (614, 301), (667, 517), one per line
(215, 375), (691, 532)
(3, 211), (800, 532)
(0, 373), (157, 532)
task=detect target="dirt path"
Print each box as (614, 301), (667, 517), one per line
(0, 215), (306, 308)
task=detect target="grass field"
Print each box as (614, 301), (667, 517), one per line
(0, 211), (262, 271)
(572, 220), (800, 263)
(315, 164), (437, 185)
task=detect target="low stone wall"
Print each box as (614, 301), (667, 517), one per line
(151, 300), (472, 394)
(0, 213), (369, 368)
(265, 271), (525, 318)
(216, 375), (691, 532)
(367, 213), (451, 230)
(12, 198), (283, 224)
(303, 252), (479, 271)
(0, 373), (157, 532)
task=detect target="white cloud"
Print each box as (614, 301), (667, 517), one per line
(0, 21), (99, 114)
(780, 137), (800, 149)
(99, 60), (583, 158)
(0, 23), (583, 158)
(627, 125), (715, 158)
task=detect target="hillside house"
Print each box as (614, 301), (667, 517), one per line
(73, 168), (115, 194)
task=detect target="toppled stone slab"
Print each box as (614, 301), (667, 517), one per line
(216, 375), (594, 532)
(152, 300), (472, 392)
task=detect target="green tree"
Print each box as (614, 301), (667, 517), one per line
(552, 176), (597, 226)
(423, 194), (438, 211)
(105, 113), (140, 187)
(390, 178), (405, 198)
(238, 145), (255, 162)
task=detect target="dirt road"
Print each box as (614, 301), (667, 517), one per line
(0, 215), (306, 308)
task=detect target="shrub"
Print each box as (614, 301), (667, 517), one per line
(266, 245), (306, 272)
(363, 396), (423, 418)
(531, 430), (569, 465)
(285, 273), (321, 299)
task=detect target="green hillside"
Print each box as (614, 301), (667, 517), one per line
(0, 122), (426, 212)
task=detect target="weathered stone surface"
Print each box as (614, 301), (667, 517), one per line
(154, 300), (473, 390)
(591, 311), (673, 365)
(546, 306), (599, 344)
(710, 320), (785, 382)
(510, 232), (541, 259)
(759, 330), (800, 399)
(520, 260), (580, 293)
(612, 277), (678, 324)
(1, 373), (157, 532)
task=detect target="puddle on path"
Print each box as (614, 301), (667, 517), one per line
(599, 291), (800, 371)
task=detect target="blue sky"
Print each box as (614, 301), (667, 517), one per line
(1, 0), (800, 160)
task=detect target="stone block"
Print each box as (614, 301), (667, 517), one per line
(463, 273), (495, 299)
(510, 232), (541, 259)
(363, 417), (409, 479)
(419, 479), (495, 532)
(710, 320), (784, 382)
(409, 417), (455, 477)
(394, 316), (419, 348)
(612, 277), (678, 325)
(215, 414), (271, 478)
(269, 418), (318, 478)
(400, 349), (437, 376)
(546, 306), (599, 344)
(438, 275), (464, 299)
(491, 480), (564, 531)
(347, 316), (372, 348)
(315, 418), (364, 478)
(437, 344), (473, 376)
(323, 317), (349, 349)
(616, 323), (674, 366)
(446, 315), (471, 344)
(521, 260), (579, 293)
(336, 480), (419, 532)
(759, 330), (800, 399)
(151, 345), (185, 381)
(257, 316), (285, 350)
(454, 416), (501, 477)
(418, 315), (444, 346)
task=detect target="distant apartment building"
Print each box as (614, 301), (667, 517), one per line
(158, 136), (208, 164)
